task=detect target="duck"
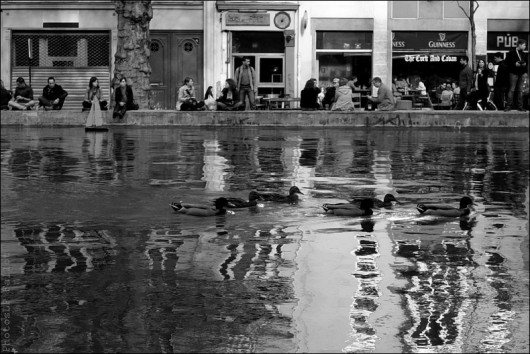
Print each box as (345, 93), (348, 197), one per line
(322, 198), (374, 217)
(416, 196), (475, 217)
(221, 191), (264, 208)
(259, 186), (304, 203)
(170, 197), (229, 216)
(351, 194), (398, 208)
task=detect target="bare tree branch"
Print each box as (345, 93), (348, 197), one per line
(456, 0), (472, 20)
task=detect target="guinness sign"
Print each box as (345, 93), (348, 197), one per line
(392, 31), (468, 52)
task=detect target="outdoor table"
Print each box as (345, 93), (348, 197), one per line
(263, 97), (301, 110)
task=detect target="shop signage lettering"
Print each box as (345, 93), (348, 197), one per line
(487, 32), (529, 50)
(405, 55), (457, 62)
(392, 31), (467, 51)
(226, 12), (270, 26)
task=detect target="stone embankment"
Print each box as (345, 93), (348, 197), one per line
(1, 110), (528, 128)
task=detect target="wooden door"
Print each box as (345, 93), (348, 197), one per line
(150, 31), (203, 110)
(149, 33), (170, 109)
(171, 33), (203, 108)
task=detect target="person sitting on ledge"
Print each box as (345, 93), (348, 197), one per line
(331, 77), (355, 111)
(82, 76), (108, 112)
(38, 76), (68, 110)
(8, 77), (36, 110)
(300, 78), (321, 111)
(1, 80), (12, 110)
(367, 77), (395, 111)
(113, 77), (139, 119)
(217, 78), (243, 111)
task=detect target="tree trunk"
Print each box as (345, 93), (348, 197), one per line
(469, 1), (476, 72)
(114, 0), (153, 109)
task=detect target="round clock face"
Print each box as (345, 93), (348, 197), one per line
(274, 12), (291, 29)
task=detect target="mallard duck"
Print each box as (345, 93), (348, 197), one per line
(170, 197), (229, 216)
(416, 196), (475, 217)
(221, 191), (264, 208)
(351, 194), (398, 208)
(322, 198), (374, 217)
(259, 186), (303, 203)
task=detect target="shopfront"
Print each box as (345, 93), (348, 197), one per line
(219, 5), (299, 98)
(316, 31), (373, 89)
(392, 31), (468, 90)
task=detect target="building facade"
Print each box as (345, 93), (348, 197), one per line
(1, 1), (528, 110)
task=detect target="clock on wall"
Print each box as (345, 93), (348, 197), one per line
(274, 12), (291, 29)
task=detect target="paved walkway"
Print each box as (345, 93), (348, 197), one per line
(1, 109), (528, 128)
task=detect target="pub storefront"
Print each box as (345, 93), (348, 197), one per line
(392, 31), (468, 90)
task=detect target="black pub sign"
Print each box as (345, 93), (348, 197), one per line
(487, 32), (530, 51)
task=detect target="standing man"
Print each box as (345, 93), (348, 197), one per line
(38, 77), (68, 110)
(493, 52), (509, 111)
(456, 56), (473, 110)
(8, 77), (36, 110)
(367, 77), (395, 111)
(504, 39), (528, 111)
(234, 57), (257, 110)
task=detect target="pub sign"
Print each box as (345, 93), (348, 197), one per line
(392, 31), (468, 52)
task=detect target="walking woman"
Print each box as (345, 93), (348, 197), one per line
(474, 58), (492, 109)
(113, 77), (139, 119)
(82, 77), (108, 111)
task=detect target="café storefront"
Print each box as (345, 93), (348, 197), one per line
(486, 31), (530, 62)
(392, 31), (468, 90)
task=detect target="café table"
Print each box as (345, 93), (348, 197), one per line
(263, 97), (301, 110)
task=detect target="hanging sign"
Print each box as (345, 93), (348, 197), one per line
(392, 31), (468, 51)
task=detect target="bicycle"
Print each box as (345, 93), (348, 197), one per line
(462, 88), (497, 111)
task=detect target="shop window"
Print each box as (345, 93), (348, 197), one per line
(443, 1), (467, 19)
(259, 58), (283, 83)
(317, 32), (372, 50)
(317, 54), (372, 89)
(232, 31), (284, 54)
(392, 1), (418, 19)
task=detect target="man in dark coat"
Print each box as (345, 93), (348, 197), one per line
(504, 39), (528, 111)
(8, 77), (36, 110)
(493, 52), (509, 110)
(38, 77), (68, 110)
(456, 56), (473, 110)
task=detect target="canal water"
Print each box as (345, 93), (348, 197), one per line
(1, 126), (528, 353)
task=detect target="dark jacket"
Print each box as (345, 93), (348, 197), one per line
(459, 65), (474, 92)
(217, 87), (240, 105)
(115, 85), (135, 105)
(322, 86), (336, 106)
(1, 88), (12, 107)
(14, 85), (34, 100)
(300, 87), (321, 109)
(505, 48), (528, 75)
(475, 68), (491, 92)
(494, 61), (510, 89)
(42, 84), (68, 101)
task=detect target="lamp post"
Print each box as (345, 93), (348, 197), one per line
(28, 38), (32, 86)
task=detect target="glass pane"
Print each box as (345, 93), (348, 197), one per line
(232, 31), (284, 53)
(392, 1), (418, 19)
(259, 58), (283, 83)
(318, 54), (372, 89)
(444, 0), (467, 18)
(316, 32), (372, 50)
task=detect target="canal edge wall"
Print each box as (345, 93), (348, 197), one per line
(1, 110), (528, 128)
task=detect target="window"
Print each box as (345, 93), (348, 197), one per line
(232, 31), (284, 54)
(316, 31), (373, 88)
(392, 1), (418, 19)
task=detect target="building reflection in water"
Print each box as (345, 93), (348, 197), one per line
(12, 223), (118, 274)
